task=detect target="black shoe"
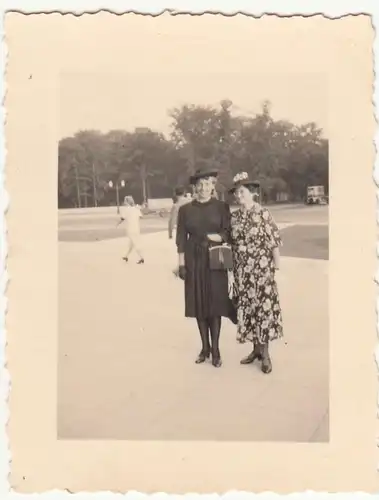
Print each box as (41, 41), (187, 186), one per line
(137, 259), (145, 264)
(240, 350), (262, 365)
(261, 355), (272, 374)
(195, 350), (210, 364)
(122, 257), (129, 262)
(211, 355), (222, 368)
(211, 349), (222, 368)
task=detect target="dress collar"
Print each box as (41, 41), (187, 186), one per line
(193, 197), (214, 207)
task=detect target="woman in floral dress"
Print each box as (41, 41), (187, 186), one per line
(230, 173), (283, 374)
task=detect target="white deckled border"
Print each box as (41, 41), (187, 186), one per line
(0, 1), (378, 499)
(0, 6), (10, 500)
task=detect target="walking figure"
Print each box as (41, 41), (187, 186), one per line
(120, 196), (145, 264)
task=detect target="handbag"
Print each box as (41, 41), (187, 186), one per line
(208, 244), (233, 271)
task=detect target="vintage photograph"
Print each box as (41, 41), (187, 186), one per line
(57, 15), (329, 442)
(5, 10), (377, 493)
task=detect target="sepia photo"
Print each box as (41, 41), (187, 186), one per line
(5, 11), (377, 493)
(58, 59), (329, 443)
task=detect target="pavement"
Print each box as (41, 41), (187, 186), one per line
(57, 208), (329, 442)
(58, 205), (329, 261)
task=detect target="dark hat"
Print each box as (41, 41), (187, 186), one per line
(189, 166), (218, 185)
(229, 172), (260, 194)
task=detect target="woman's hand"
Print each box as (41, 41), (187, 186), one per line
(178, 265), (186, 281)
(207, 233), (223, 243)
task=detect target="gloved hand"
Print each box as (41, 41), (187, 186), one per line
(178, 265), (186, 281)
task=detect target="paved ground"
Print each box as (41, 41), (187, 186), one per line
(57, 205), (329, 442)
(58, 205), (328, 260)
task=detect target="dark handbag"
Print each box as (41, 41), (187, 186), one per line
(227, 297), (238, 324)
(208, 244), (233, 271)
(226, 279), (238, 324)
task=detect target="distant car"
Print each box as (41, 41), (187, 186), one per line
(306, 196), (328, 205)
(306, 185), (327, 205)
(319, 195), (329, 205)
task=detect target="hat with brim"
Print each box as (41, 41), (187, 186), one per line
(229, 173), (260, 194)
(189, 167), (219, 185)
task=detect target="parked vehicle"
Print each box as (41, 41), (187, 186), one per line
(306, 185), (328, 205)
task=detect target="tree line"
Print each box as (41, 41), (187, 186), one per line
(58, 99), (328, 208)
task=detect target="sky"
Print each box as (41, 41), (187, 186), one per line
(58, 14), (331, 139)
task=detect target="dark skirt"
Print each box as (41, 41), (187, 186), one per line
(184, 240), (231, 319)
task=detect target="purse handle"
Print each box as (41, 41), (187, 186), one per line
(209, 243), (231, 250)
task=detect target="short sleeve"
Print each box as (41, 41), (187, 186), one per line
(262, 208), (282, 249)
(176, 205), (187, 253)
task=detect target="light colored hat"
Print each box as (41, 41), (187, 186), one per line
(229, 172), (260, 194)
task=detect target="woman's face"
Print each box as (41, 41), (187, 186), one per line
(195, 176), (215, 199)
(234, 185), (255, 206)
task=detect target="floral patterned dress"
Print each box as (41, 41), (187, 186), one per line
(231, 204), (283, 345)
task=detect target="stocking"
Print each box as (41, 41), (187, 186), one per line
(196, 318), (210, 354)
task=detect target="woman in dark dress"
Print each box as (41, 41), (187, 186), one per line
(229, 172), (283, 374)
(176, 167), (232, 368)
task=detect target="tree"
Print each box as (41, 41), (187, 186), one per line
(169, 104), (222, 173)
(58, 130), (109, 207)
(121, 128), (174, 203)
(58, 99), (329, 207)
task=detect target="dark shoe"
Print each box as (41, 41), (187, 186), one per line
(122, 257), (129, 262)
(212, 356), (222, 368)
(240, 350), (262, 365)
(261, 355), (272, 374)
(212, 357), (222, 368)
(195, 350), (210, 364)
(211, 350), (222, 368)
(137, 259), (145, 264)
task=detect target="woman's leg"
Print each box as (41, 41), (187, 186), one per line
(240, 341), (263, 364)
(209, 316), (222, 367)
(130, 235), (144, 263)
(123, 236), (133, 261)
(239, 320), (263, 365)
(261, 341), (272, 374)
(195, 318), (211, 363)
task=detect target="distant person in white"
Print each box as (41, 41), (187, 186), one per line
(120, 196), (144, 264)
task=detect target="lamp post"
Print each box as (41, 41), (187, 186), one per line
(108, 179), (126, 214)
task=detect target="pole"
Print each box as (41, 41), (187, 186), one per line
(92, 162), (98, 207)
(116, 183), (120, 214)
(142, 177), (147, 205)
(146, 176), (151, 201)
(74, 163), (81, 208)
(141, 164), (147, 205)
